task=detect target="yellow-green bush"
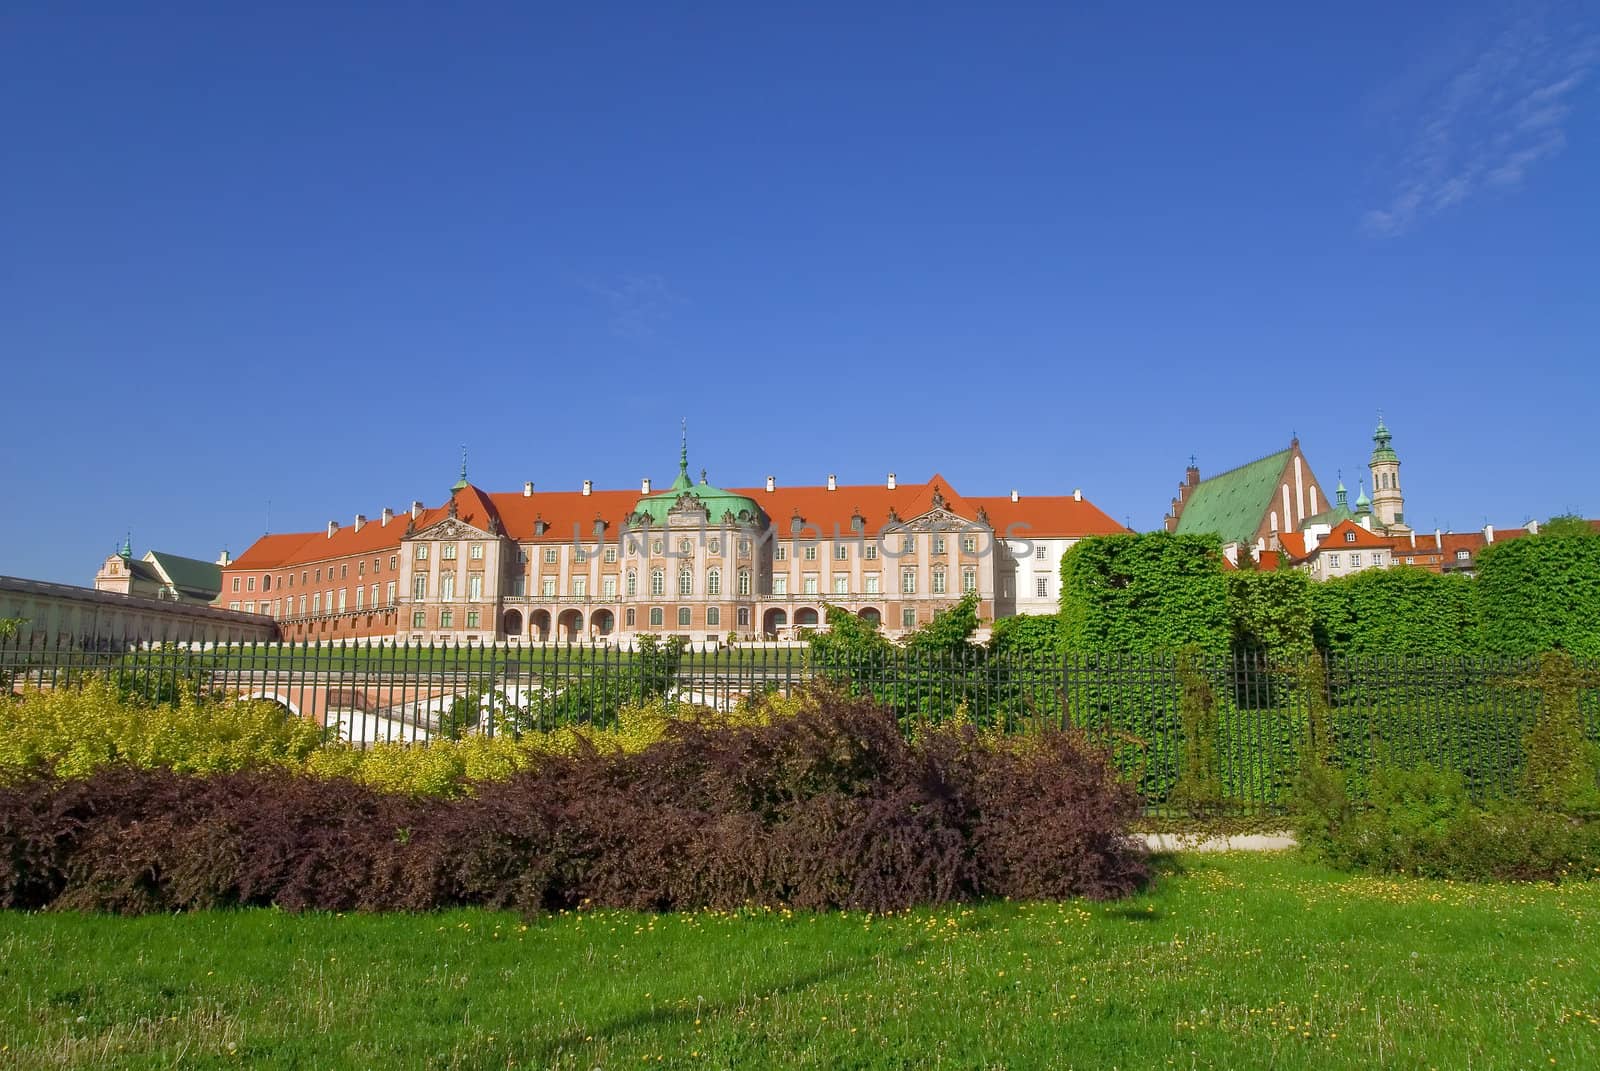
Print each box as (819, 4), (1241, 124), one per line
(0, 681), (326, 783)
(0, 683), (805, 796)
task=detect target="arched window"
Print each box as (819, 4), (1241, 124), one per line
(626, 570), (638, 597)
(737, 568), (751, 596)
(678, 568), (693, 596)
(707, 568), (721, 596)
(650, 568), (664, 596)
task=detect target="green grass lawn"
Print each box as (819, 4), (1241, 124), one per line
(2, 852), (1597, 1069)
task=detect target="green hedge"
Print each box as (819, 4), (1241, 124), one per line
(1477, 535), (1600, 658)
(1059, 533), (1229, 655)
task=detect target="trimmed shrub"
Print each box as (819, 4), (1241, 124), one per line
(1059, 533), (1230, 655)
(0, 691), (1147, 914)
(1477, 533), (1600, 658)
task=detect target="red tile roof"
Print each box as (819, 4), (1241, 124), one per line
(223, 476), (1125, 567)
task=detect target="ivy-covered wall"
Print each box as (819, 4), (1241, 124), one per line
(1227, 571), (1316, 660)
(1058, 533), (1230, 655)
(1476, 535), (1600, 658)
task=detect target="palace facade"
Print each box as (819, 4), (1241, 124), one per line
(216, 448), (1126, 644)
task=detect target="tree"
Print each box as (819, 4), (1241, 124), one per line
(1540, 514), (1596, 539)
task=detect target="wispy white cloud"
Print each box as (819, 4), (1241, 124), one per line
(580, 273), (681, 340)
(1363, 7), (1597, 237)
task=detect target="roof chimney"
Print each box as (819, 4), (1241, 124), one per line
(327, 520), (339, 538)
(641, 477), (652, 494)
(411, 501), (423, 521)
(886, 473), (896, 490)
(1527, 519), (1540, 535)
(827, 474), (837, 491)
(1484, 524), (1495, 544)
(381, 507), (393, 527)
(765, 475), (775, 493)
(582, 479), (593, 497)
(1409, 530), (1417, 548)
(354, 513), (366, 532)
(1435, 527), (1442, 547)
(1072, 488), (1082, 502)
(1010, 489), (1019, 503)
(523, 481), (534, 497)
(215, 549), (231, 567)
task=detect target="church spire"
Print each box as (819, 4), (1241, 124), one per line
(671, 419), (693, 491)
(451, 444), (469, 492)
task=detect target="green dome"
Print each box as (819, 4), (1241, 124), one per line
(1371, 417), (1398, 465)
(1354, 483), (1372, 512)
(626, 439), (765, 530)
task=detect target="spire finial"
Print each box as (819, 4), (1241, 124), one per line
(1188, 453), (1197, 468)
(119, 531), (132, 558)
(680, 419), (688, 476)
(452, 445), (469, 491)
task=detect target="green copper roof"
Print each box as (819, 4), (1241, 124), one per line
(1354, 483), (1372, 513)
(1370, 417), (1398, 465)
(147, 551), (223, 600)
(629, 432), (765, 529)
(1173, 448), (1292, 545)
(1302, 482), (1352, 530)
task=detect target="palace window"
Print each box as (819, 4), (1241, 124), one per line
(864, 543), (878, 560)
(413, 576), (427, 600)
(413, 611), (426, 629)
(865, 574), (880, 595)
(602, 576), (617, 599)
(775, 544), (787, 561)
(803, 544), (817, 561)
(707, 568), (721, 596)
(390, 555), (398, 571)
(542, 579), (557, 598)
(469, 575), (483, 600)
(442, 544), (456, 560)
(626, 608), (637, 627)
(902, 569), (917, 594)
(737, 568), (751, 596)
(356, 587), (364, 610)
(678, 607), (692, 627)
(933, 537), (946, 555)
(652, 539), (664, 555)
(772, 575), (788, 595)
(738, 538), (751, 558)
(247, 576), (255, 592)
(803, 575), (819, 595)
(932, 567), (947, 595)
(835, 543), (849, 560)
(678, 568), (693, 596)
(470, 543), (483, 560)
(232, 577), (241, 593)
(651, 569), (665, 596)
(679, 538), (693, 555)
(964, 567), (977, 594)
(604, 546), (618, 563)
(415, 545), (428, 560)
(708, 538), (721, 555)
(544, 548), (558, 564)
(466, 611), (480, 628)
(962, 536), (977, 554)
(440, 574), (455, 600)
(626, 571), (638, 597)
(299, 595), (307, 615)
(834, 576), (849, 595)
(358, 561), (365, 576)
(573, 577), (587, 598)
(440, 610), (453, 628)
(707, 606), (720, 627)
(513, 576), (525, 596)
(902, 608), (916, 629)
(313, 593), (322, 613)
(902, 536), (916, 554)
(650, 607), (664, 627)
(737, 607), (751, 627)
(340, 564), (347, 579)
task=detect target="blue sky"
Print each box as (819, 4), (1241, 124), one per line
(3, 1), (1597, 584)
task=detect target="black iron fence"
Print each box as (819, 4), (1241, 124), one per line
(4, 631), (1597, 817)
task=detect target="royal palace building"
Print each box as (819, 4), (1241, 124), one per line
(216, 445), (1126, 644)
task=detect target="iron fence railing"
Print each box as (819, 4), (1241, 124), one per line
(3, 631), (1596, 818)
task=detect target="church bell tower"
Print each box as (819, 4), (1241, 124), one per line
(1368, 416), (1408, 533)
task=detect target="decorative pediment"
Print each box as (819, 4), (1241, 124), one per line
(404, 516), (493, 542)
(899, 507), (979, 533)
(931, 486), (946, 510)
